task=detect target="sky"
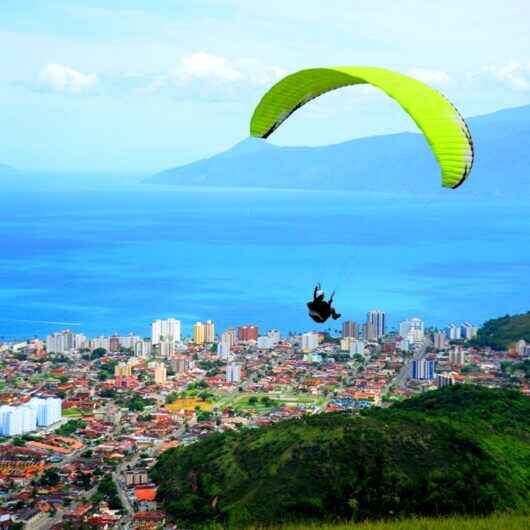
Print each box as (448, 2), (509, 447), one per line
(1, 0), (530, 173)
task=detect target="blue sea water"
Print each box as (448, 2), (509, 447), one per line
(1, 186), (530, 340)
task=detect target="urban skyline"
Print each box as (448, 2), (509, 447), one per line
(0, 301), (527, 528)
(40, 313), (479, 356)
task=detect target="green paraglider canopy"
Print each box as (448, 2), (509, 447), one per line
(250, 66), (474, 189)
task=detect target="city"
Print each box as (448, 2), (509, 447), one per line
(0, 311), (528, 529)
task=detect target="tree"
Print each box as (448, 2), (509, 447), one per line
(196, 411), (212, 422)
(198, 391), (212, 402)
(93, 474), (123, 511)
(92, 347), (107, 358)
(166, 392), (178, 404)
(56, 419), (86, 436)
(40, 468), (60, 487)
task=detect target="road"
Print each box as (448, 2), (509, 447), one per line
(31, 509), (63, 530)
(394, 348), (426, 389)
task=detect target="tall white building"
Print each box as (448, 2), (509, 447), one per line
(226, 363), (241, 384)
(217, 342), (231, 358)
(118, 334), (141, 349)
(159, 340), (178, 357)
(461, 322), (477, 340)
(449, 347), (466, 366)
(20, 405), (37, 433)
(151, 318), (181, 345)
(257, 336), (274, 349)
(267, 329), (281, 345)
(0, 406), (22, 436)
(154, 362), (167, 385)
(436, 373), (455, 388)
(411, 359), (435, 380)
(221, 329), (237, 349)
(217, 330), (233, 358)
(349, 339), (366, 356)
(433, 332), (447, 350)
(28, 397), (62, 427)
(447, 324), (462, 341)
(90, 336), (110, 351)
(301, 332), (320, 353)
(399, 318), (424, 344)
(0, 405), (37, 436)
(205, 320), (215, 343)
(0, 399), (60, 436)
(47, 330), (85, 353)
(367, 310), (386, 339)
(134, 339), (152, 357)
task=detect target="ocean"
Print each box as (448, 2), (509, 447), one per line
(1, 186), (530, 339)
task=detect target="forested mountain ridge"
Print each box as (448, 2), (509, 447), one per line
(151, 385), (530, 528)
(470, 311), (530, 349)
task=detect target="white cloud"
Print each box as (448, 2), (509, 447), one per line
(407, 68), (451, 86)
(35, 54), (286, 98)
(170, 52), (285, 86)
(482, 60), (530, 91)
(173, 52), (244, 82)
(40, 63), (97, 94)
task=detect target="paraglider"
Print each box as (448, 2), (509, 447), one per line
(249, 66), (475, 324)
(250, 66), (474, 189)
(307, 284), (341, 323)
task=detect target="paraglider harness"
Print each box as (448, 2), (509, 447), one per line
(307, 284), (341, 323)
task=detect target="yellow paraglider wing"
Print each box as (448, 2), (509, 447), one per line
(250, 67), (473, 189)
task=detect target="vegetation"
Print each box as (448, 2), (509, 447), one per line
(55, 419), (86, 436)
(196, 410), (212, 422)
(98, 359), (118, 380)
(166, 391), (179, 404)
(501, 359), (530, 382)
(91, 474), (123, 511)
(152, 385), (530, 528)
(63, 407), (83, 417)
(244, 513), (530, 530)
(127, 395), (154, 412)
(92, 347), (108, 358)
(470, 311), (530, 349)
(39, 467), (60, 487)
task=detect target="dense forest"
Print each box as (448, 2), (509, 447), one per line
(470, 311), (530, 349)
(151, 385), (530, 528)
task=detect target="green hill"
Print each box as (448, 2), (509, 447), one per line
(257, 513), (530, 530)
(470, 311), (530, 349)
(151, 385), (530, 528)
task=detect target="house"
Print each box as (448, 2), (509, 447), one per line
(133, 511), (166, 529)
(135, 484), (158, 511)
(13, 508), (47, 530)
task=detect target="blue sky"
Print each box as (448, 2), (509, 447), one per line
(1, 0), (530, 172)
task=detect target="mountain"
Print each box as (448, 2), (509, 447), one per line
(470, 310), (530, 349)
(149, 105), (530, 195)
(151, 385), (530, 528)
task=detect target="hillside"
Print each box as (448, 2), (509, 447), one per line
(470, 311), (530, 349)
(149, 105), (530, 195)
(252, 513), (530, 530)
(151, 385), (530, 528)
